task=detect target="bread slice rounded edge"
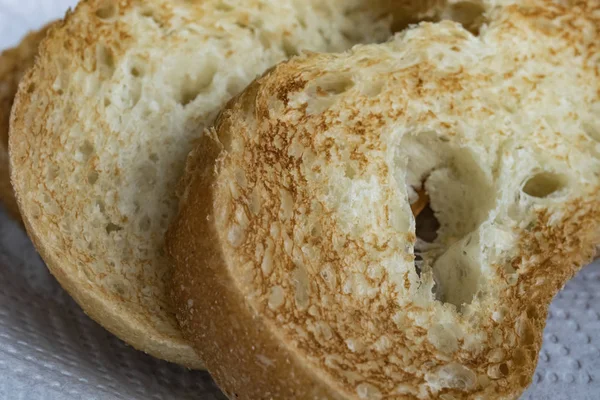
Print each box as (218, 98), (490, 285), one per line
(9, 127), (204, 368)
(167, 94), (348, 397)
(0, 24), (53, 222)
(8, 18), (204, 369)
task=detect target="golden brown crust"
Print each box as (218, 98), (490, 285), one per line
(168, 122), (346, 398)
(169, 0), (600, 398)
(0, 24), (53, 220)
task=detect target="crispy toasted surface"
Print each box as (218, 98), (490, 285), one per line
(9, 0), (431, 367)
(169, 0), (600, 397)
(0, 24), (52, 220)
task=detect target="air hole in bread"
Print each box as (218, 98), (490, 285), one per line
(522, 172), (566, 198)
(95, 3), (117, 20)
(87, 171), (99, 185)
(131, 66), (144, 77)
(344, 164), (357, 179)
(415, 203), (440, 243)
(397, 133), (493, 309)
(104, 97), (111, 107)
(236, 20), (254, 31)
(149, 153), (159, 162)
(314, 75), (354, 96)
(282, 37), (299, 58)
(105, 223), (123, 234)
(428, 363), (478, 391)
(440, 1), (486, 35)
(79, 140), (94, 158)
(27, 83), (36, 94)
(178, 66), (218, 106)
(305, 75), (354, 113)
(96, 45), (115, 77)
(215, 1), (234, 12)
(412, 188), (440, 270)
(386, 0), (486, 36)
(499, 363), (509, 376)
(140, 7), (163, 27)
(486, 361), (508, 379)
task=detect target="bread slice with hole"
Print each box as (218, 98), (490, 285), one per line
(0, 24), (53, 221)
(168, 0), (600, 397)
(8, 0), (457, 367)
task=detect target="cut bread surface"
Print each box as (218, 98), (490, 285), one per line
(169, 0), (600, 397)
(9, 0), (449, 367)
(0, 24), (52, 221)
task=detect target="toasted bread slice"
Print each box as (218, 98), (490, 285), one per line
(0, 24), (52, 221)
(8, 0), (443, 367)
(168, 0), (600, 397)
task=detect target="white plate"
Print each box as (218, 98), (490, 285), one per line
(0, 2), (598, 399)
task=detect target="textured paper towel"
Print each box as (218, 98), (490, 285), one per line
(0, 220), (225, 400)
(0, 2), (599, 399)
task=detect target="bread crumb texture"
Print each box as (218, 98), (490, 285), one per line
(169, 0), (600, 397)
(9, 0), (441, 367)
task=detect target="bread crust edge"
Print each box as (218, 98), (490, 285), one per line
(8, 9), (204, 369)
(167, 97), (347, 397)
